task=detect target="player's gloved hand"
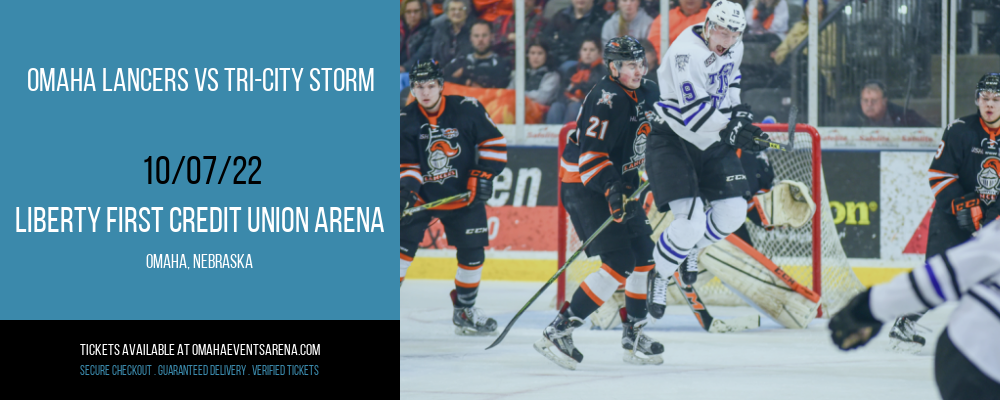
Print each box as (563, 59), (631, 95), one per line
(622, 183), (643, 222)
(952, 193), (985, 232)
(720, 104), (766, 151)
(604, 181), (628, 223)
(829, 289), (883, 351)
(467, 168), (495, 205)
(400, 188), (420, 226)
(740, 124), (771, 152)
(730, 103), (754, 125)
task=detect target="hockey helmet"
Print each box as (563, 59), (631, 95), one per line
(976, 73), (1000, 98)
(704, 0), (746, 42)
(604, 36), (647, 77)
(409, 59), (443, 88)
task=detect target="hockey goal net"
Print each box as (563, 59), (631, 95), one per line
(555, 123), (865, 317)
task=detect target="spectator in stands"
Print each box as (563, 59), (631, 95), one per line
(844, 80), (933, 127)
(546, 38), (607, 124)
(444, 21), (512, 88)
(641, 0), (660, 18)
(601, 0), (654, 46)
(646, 0), (710, 57)
(639, 39), (659, 85)
(744, 0), (789, 41)
(770, 0), (825, 66)
(402, 0), (434, 72)
(431, 0), (477, 64)
(540, 0), (609, 70)
(492, 0), (546, 62)
(509, 40), (561, 106)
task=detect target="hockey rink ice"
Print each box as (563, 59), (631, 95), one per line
(400, 280), (951, 399)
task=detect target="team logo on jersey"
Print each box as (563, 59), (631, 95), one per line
(947, 119), (965, 129)
(424, 140), (462, 184)
(623, 122), (651, 174)
(705, 53), (717, 67)
(597, 90), (617, 108)
(443, 128), (459, 139)
(461, 96), (479, 106)
(976, 157), (1000, 205)
(675, 54), (689, 72)
(982, 138), (998, 150)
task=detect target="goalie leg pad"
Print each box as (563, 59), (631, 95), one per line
(699, 238), (819, 329)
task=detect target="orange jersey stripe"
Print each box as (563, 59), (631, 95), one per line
(580, 160), (613, 185)
(458, 263), (482, 271)
(454, 280), (480, 289)
(633, 264), (654, 273)
(625, 290), (647, 300)
(400, 253), (414, 262)
(579, 282), (605, 306)
(601, 264), (627, 284)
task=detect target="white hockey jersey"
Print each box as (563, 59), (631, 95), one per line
(654, 24), (743, 150)
(869, 221), (1000, 383)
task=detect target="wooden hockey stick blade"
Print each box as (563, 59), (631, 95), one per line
(400, 191), (471, 219)
(486, 182), (649, 350)
(753, 136), (789, 152)
(708, 315), (761, 333)
(670, 271), (759, 333)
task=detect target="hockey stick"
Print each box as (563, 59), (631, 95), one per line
(753, 136), (789, 152)
(400, 191), (471, 219)
(669, 270), (760, 333)
(485, 181), (650, 350)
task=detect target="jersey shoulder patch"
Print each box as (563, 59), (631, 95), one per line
(596, 89), (618, 108)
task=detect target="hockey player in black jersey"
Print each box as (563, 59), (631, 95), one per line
(889, 73), (1000, 350)
(399, 59), (507, 336)
(535, 36), (664, 370)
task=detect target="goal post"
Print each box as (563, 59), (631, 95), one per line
(555, 123), (865, 318)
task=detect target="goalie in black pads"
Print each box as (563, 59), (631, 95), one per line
(829, 220), (1000, 400)
(400, 59), (507, 336)
(643, 1), (771, 317)
(536, 36), (663, 370)
(889, 72), (1000, 351)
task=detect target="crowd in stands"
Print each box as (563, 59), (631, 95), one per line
(401, 0), (937, 127)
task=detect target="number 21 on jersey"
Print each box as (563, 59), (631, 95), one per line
(586, 116), (609, 140)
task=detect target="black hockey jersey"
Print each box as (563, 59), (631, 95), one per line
(929, 114), (1000, 211)
(560, 77), (660, 193)
(400, 95), (507, 208)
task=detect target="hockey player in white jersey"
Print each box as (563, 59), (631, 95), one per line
(830, 220), (1000, 399)
(643, 0), (772, 317)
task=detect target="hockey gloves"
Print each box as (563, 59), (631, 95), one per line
(721, 104), (770, 152)
(829, 289), (882, 351)
(400, 188), (420, 226)
(952, 192), (1000, 232)
(467, 168), (495, 206)
(604, 181), (641, 223)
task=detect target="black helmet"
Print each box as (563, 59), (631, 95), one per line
(977, 73), (1000, 98)
(409, 59), (443, 87)
(604, 36), (645, 64)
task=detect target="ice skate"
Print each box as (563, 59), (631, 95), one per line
(620, 309), (664, 365)
(450, 290), (497, 336)
(678, 254), (699, 287)
(534, 303), (585, 370)
(646, 270), (668, 319)
(887, 315), (926, 354)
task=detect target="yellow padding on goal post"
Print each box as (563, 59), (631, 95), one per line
(406, 257), (911, 288)
(407, 258), (557, 282)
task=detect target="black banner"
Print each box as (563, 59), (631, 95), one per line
(822, 152), (881, 259)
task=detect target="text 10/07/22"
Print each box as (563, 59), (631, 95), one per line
(144, 156), (260, 185)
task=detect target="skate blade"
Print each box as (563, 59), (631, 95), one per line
(533, 338), (578, 370)
(454, 326), (498, 336)
(622, 350), (663, 365)
(707, 315), (760, 333)
(886, 338), (925, 354)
